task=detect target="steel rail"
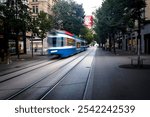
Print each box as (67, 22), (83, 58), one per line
(5, 51), (89, 100)
(39, 50), (93, 100)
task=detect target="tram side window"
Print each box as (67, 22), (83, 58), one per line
(77, 42), (81, 48)
(67, 38), (75, 46)
(81, 42), (84, 46)
(61, 37), (64, 47)
(52, 37), (57, 47)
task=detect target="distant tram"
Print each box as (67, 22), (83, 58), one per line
(47, 30), (87, 58)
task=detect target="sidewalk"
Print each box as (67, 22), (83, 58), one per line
(0, 53), (49, 72)
(90, 48), (150, 100)
(104, 48), (150, 56)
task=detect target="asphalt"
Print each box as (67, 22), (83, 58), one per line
(1, 48), (150, 100)
(91, 48), (150, 100)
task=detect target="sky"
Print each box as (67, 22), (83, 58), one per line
(74, 0), (103, 15)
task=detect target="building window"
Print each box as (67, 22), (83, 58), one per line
(32, 6), (35, 13)
(36, 6), (38, 13)
(32, 6), (38, 13)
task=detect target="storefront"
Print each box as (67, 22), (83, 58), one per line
(8, 34), (26, 55)
(141, 23), (150, 54)
(144, 34), (150, 54)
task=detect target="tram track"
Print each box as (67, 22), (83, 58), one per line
(0, 50), (89, 99)
(40, 49), (95, 100)
(0, 55), (59, 77)
(0, 60), (51, 76)
(0, 59), (59, 83)
(0, 51), (87, 84)
(0, 59), (41, 72)
(5, 49), (93, 100)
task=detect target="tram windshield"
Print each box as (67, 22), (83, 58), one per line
(48, 37), (65, 47)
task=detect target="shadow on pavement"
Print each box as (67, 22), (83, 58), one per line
(119, 64), (150, 69)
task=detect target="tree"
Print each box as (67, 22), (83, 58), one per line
(0, 0), (31, 61)
(80, 26), (94, 44)
(36, 11), (54, 55)
(94, 0), (146, 54)
(52, 0), (84, 36)
(125, 0), (146, 66)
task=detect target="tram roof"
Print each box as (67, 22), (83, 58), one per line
(48, 33), (76, 39)
(48, 30), (86, 42)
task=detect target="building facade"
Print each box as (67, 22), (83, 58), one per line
(28, 0), (57, 16)
(0, 0), (57, 59)
(26, 0), (58, 54)
(141, 0), (150, 54)
(122, 0), (150, 54)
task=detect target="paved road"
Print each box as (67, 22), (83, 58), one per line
(1, 48), (150, 100)
(90, 48), (150, 100)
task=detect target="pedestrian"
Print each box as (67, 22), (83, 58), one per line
(6, 52), (12, 64)
(35, 47), (37, 52)
(0, 49), (5, 62)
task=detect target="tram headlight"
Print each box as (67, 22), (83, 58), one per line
(51, 50), (58, 53)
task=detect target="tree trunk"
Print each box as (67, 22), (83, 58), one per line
(23, 31), (26, 54)
(137, 14), (141, 67)
(113, 33), (116, 54)
(3, 22), (9, 63)
(15, 31), (20, 59)
(108, 34), (112, 51)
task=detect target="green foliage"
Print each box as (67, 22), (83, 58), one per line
(0, 0), (31, 55)
(124, 0), (146, 22)
(0, 0), (31, 33)
(80, 26), (94, 44)
(52, 0), (85, 35)
(31, 11), (54, 55)
(36, 11), (53, 39)
(94, 0), (146, 45)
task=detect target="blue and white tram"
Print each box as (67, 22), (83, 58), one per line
(81, 40), (87, 51)
(47, 30), (87, 58)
